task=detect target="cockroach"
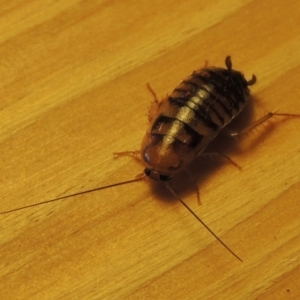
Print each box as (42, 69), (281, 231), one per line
(2, 56), (300, 261)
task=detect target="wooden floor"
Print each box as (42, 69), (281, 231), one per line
(1, 1), (300, 299)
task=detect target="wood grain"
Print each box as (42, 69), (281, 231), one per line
(1, 1), (300, 299)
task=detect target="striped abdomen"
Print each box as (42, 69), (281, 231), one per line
(141, 57), (256, 181)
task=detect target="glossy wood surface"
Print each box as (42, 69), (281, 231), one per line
(1, 1), (300, 299)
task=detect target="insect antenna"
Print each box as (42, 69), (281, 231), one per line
(164, 181), (242, 262)
(0, 175), (144, 215)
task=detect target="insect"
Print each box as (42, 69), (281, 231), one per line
(2, 56), (299, 261)
(140, 55), (256, 182)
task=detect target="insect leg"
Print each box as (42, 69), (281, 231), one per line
(185, 154), (239, 205)
(114, 86), (159, 162)
(147, 83), (160, 122)
(114, 150), (142, 163)
(199, 152), (242, 170)
(226, 112), (300, 137)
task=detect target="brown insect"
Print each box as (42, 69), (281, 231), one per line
(2, 56), (299, 261)
(141, 55), (256, 181)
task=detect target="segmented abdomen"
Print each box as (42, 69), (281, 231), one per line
(151, 67), (250, 153)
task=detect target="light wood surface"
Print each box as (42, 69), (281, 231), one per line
(1, 1), (300, 299)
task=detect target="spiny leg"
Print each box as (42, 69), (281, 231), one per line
(147, 83), (160, 122)
(114, 84), (158, 166)
(199, 152), (242, 171)
(184, 153), (240, 205)
(196, 151), (241, 204)
(226, 112), (300, 137)
(114, 150), (142, 164)
(147, 83), (158, 102)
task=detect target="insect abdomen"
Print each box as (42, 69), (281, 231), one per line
(168, 66), (250, 144)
